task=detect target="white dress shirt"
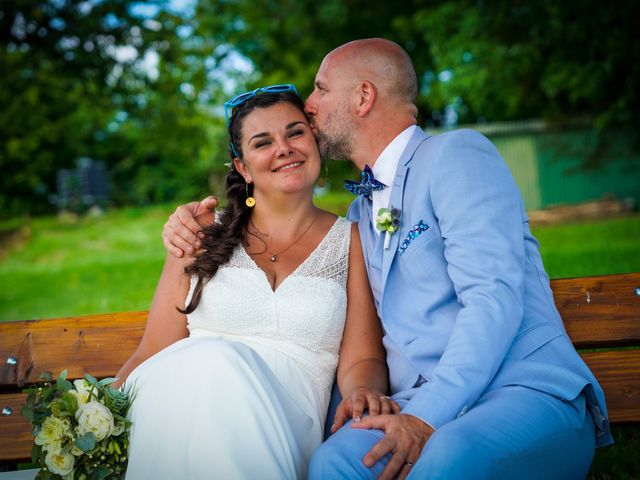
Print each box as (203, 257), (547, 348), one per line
(370, 125), (419, 234)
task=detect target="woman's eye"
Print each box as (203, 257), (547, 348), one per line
(255, 140), (271, 148)
(289, 129), (304, 138)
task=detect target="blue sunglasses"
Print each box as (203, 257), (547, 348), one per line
(224, 83), (299, 128)
(225, 83), (299, 157)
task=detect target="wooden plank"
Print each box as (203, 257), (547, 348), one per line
(551, 273), (640, 349)
(0, 312), (147, 388)
(0, 392), (32, 463)
(581, 350), (640, 423)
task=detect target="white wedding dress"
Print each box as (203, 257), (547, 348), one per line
(124, 217), (351, 480)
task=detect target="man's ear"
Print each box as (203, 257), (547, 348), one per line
(233, 158), (252, 184)
(355, 80), (377, 117)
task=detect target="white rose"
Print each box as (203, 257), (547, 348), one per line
(76, 401), (114, 441)
(44, 448), (75, 476)
(72, 379), (93, 405)
(35, 416), (72, 449)
(376, 211), (392, 224)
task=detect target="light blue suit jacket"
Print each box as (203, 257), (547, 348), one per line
(347, 128), (613, 447)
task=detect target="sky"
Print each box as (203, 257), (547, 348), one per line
(130, 0), (197, 18)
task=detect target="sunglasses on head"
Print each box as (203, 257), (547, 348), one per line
(223, 83), (299, 128)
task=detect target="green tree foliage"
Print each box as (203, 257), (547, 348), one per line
(410, 0), (640, 127)
(2, 0), (637, 216)
(0, 1), (227, 217)
(1, 1), (144, 214)
(93, 7), (229, 207)
(190, 0), (433, 100)
(193, 0), (639, 129)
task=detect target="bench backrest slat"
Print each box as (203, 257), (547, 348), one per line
(552, 273), (640, 349)
(582, 350), (640, 423)
(0, 393), (31, 463)
(0, 312), (147, 388)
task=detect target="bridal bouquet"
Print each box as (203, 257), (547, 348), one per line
(22, 370), (132, 480)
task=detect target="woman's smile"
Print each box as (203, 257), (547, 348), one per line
(272, 160), (305, 173)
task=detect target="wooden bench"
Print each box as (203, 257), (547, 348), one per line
(1, 272), (639, 472)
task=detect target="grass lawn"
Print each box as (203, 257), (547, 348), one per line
(0, 205), (172, 320)
(2, 203), (637, 321)
(0, 202), (638, 478)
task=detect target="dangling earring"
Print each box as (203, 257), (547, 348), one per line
(317, 164), (329, 188)
(245, 183), (256, 207)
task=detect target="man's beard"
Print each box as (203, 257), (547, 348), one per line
(314, 111), (356, 162)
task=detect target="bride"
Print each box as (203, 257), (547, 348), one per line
(114, 86), (395, 479)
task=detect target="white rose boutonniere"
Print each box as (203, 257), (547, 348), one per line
(376, 207), (401, 249)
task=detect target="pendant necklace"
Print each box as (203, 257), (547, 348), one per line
(264, 212), (319, 262)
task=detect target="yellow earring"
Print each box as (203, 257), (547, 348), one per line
(317, 164), (329, 188)
(245, 183), (255, 207)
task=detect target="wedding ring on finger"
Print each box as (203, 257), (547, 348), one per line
(379, 395), (391, 400)
(405, 461), (414, 467)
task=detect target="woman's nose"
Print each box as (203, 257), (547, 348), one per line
(275, 137), (293, 157)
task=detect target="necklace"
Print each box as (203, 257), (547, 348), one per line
(253, 212), (319, 262)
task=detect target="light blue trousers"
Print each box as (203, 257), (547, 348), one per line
(309, 386), (596, 480)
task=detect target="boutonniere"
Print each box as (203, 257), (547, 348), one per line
(375, 207), (401, 250)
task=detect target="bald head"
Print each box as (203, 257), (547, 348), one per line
(305, 38), (419, 167)
(327, 38), (418, 107)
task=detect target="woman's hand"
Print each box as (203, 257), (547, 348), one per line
(331, 387), (400, 433)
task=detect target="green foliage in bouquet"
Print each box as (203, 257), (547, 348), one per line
(21, 371), (133, 480)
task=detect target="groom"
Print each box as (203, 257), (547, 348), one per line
(163, 39), (612, 479)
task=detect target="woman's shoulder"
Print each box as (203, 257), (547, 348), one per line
(313, 209), (342, 228)
(323, 213), (352, 235)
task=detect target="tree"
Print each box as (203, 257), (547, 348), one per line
(0, 1), (150, 214)
(3, 0), (636, 217)
(190, 0), (639, 131)
(189, 0), (433, 101)
(408, 0), (640, 128)
(0, 0), (227, 216)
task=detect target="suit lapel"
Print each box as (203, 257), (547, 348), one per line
(380, 129), (431, 290)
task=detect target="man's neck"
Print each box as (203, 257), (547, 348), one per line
(351, 121), (417, 170)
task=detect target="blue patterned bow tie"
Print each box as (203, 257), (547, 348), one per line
(344, 165), (385, 197)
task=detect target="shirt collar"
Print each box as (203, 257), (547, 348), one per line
(371, 125), (419, 187)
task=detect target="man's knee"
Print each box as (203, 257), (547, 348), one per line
(409, 427), (492, 480)
(308, 425), (385, 479)
(308, 434), (354, 478)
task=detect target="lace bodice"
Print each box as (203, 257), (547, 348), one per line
(186, 217), (351, 401)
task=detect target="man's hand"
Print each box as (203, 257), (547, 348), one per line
(332, 388), (400, 433)
(162, 196), (218, 257)
(351, 413), (434, 480)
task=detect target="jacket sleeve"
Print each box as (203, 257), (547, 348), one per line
(401, 129), (527, 428)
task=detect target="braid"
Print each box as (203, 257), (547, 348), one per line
(180, 169), (250, 314)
